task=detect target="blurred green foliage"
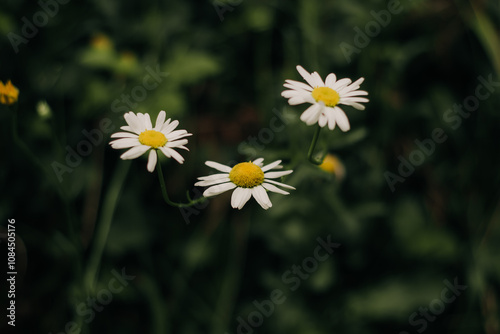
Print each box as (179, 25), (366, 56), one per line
(1, 0), (500, 333)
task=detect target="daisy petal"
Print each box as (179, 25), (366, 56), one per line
(341, 97), (369, 103)
(341, 90), (369, 97)
(325, 73), (337, 87)
(231, 187), (252, 210)
(311, 71), (325, 87)
(158, 146), (171, 158)
(282, 89), (311, 99)
(281, 90), (302, 98)
(296, 65), (316, 88)
(264, 179), (296, 190)
(302, 95), (316, 104)
(147, 150), (157, 172)
(162, 120), (179, 134)
(124, 112), (142, 134)
(283, 83), (311, 92)
(203, 182), (236, 197)
(167, 130), (192, 141)
(284, 79), (314, 91)
(164, 147), (185, 164)
(326, 107), (337, 130)
(262, 182), (290, 195)
(197, 173), (229, 181)
(288, 96), (307, 105)
(163, 118), (172, 128)
(318, 113), (328, 128)
(120, 125), (134, 132)
(252, 158), (264, 166)
(332, 78), (352, 91)
(341, 100), (366, 110)
(111, 132), (138, 139)
(264, 170), (293, 179)
(136, 113), (146, 128)
(261, 160), (282, 172)
(120, 145), (150, 160)
(110, 138), (141, 149)
(155, 110), (166, 130)
(349, 77), (365, 88)
(252, 186), (272, 210)
(335, 107), (351, 132)
(237, 188), (252, 209)
(195, 177), (231, 187)
(206, 161), (232, 173)
(144, 113), (153, 130)
(300, 104), (321, 125)
(167, 139), (189, 148)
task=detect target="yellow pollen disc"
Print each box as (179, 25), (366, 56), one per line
(312, 87), (340, 107)
(138, 130), (167, 148)
(229, 162), (265, 188)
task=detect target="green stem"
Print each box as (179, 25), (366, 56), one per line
(84, 161), (130, 293)
(157, 161), (207, 208)
(12, 110), (81, 253)
(12, 109), (87, 331)
(211, 212), (250, 334)
(12, 112), (47, 176)
(307, 125), (325, 165)
(139, 274), (169, 334)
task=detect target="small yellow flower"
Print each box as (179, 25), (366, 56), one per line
(90, 33), (113, 51)
(319, 154), (345, 181)
(0, 80), (19, 105)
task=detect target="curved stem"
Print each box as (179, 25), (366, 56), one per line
(157, 161), (207, 208)
(307, 125), (326, 165)
(84, 161), (130, 293)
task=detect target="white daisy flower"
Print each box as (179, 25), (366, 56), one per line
(195, 158), (295, 210)
(110, 111), (192, 172)
(281, 65), (369, 131)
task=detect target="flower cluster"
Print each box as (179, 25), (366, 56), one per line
(110, 65), (368, 211)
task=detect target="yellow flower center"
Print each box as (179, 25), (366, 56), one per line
(138, 130), (167, 148)
(229, 162), (265, 188)
(0, 80), (19, 105)
(312, 87), (339, 107)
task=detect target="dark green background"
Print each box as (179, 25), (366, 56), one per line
(1, 0), (499, 333)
